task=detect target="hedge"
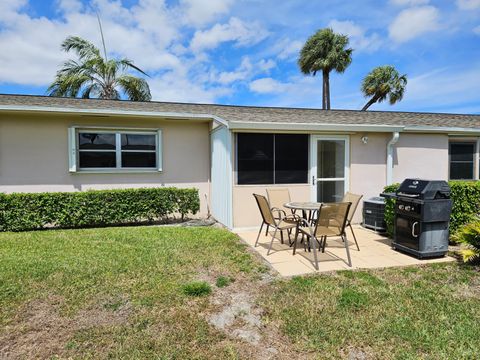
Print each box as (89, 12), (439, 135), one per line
(383, 181), (480, 238)
(0, 187), (200, 232)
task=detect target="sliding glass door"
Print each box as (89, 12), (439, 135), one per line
(311, 135), (349, 202)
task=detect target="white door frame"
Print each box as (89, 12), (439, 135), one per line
(310, 134), (350, 202)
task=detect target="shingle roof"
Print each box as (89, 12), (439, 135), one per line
(0, 93), (479, 129)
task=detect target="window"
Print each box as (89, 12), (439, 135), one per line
(237, 133), (308, 184)
(72, 129), (161, 171)
(449, 142), (475, 180)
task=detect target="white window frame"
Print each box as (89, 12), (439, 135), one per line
(68, 127), (163, 173)
(448, 138), (478, 180)
(310, 134), (350, 202)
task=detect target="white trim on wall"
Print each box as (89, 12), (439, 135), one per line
(68, 127), (77, 172)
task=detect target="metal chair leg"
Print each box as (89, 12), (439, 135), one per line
(293, 231), (298, 255)
(322, 235), (327, 253)
(267, 227), (278, 255)
(343, 233), (352, 267)
(311, 234), (319, 270)
(265, 224), (269, 236)
(290, 226), (298, 247)
(255, 222), (264, 247)
(280, 230), (284, 244)
(349, 223), (360, 251)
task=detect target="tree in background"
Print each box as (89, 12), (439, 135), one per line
(298, 28), (353, 110)
(47, 36), (151, 101)
(361, 65), (407, 111)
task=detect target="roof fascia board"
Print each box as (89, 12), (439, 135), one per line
(0, 104), (229, 127)
(404, 126), (480, 135)
(229, 121), (404, 132)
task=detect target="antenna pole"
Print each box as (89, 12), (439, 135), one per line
(96, 12), (108, 61)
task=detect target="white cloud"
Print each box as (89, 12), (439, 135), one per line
(190, 17), (269, 53)
(214, 57), (275, 85)
(328, 19), (382, 52)
(389, 6), (440, 43)
(148, 71), (230, 103)
(56, 0), (83, 13)
(270, 38), (303, 61)
(474, 25), (480, 34)
(179, 0), (233, 27)
(390, 0), (430, 6)
(249, 77), (288, 94)
(456, 0), (480, 10)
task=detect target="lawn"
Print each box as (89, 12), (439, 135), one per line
(0, 226), (479, 359)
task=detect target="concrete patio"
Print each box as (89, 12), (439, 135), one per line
(237, 225), (455, 276)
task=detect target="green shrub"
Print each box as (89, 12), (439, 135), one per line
(383, 181), (480, 239)
(452, 221), (480, 264)
(182, 281), (212, 297)
(215, 276), (233, 288)
(0, 187), (200, 232)
(383, 183), (400, 237)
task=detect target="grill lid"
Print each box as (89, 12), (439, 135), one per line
(396, 178), (450, 200)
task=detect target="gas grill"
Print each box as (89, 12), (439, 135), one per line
(392, 179), (452, 258)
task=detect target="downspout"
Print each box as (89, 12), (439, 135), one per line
(386, 132), (400, 185)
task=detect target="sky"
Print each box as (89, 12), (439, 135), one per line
(0, 0), (479, 114)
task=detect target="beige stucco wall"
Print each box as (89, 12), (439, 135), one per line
(0, 112), (211, 216)
(349, 133), (389, 223)
(393, 133), (449, 182)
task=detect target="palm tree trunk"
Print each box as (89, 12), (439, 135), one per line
(362, 96), (379, 111)
(324, 70), (330, 110)
(322, 69), (331, 110)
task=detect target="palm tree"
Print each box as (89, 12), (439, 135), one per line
(361, 65), (407, 111)
(298, 28), (353, 110)
(48, 36), (151, 101)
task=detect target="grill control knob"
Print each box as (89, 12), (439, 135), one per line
(405, 206), (411, 211)
(399, 205), (404, 210)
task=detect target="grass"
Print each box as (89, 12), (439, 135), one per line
(1, 225), (479, 359)
(216, 276), (234, 288)
(182, 281), (212, 296)
(0, 226), (265, 359)
(263, 264), (480, 359)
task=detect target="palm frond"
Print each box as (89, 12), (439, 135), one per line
(118, 58), (150, 77)
(47, 73), (92, 98)
(61, 36), (102, 61)
(116, 75), (151, 101)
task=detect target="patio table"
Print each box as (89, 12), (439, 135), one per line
(284, 201), (323, 211)
(284, 201), (323, 224)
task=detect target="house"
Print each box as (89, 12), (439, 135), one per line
(0, 94), (479, 230)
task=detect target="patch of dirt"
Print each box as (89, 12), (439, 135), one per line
(0, 295), (131, 359)
(339, 346), (372, 360)
(454, 276), (480, 299)
(205, 271), (311, 359)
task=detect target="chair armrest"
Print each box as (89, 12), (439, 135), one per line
(271, 207), (287, 219)
(283, 213), (301, 222)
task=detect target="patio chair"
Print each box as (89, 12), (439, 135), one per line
(341, 192), (363, 251)
(253, 194), (300, 255)
(266, 188), (295, 235)
(295, 202), (352, 269)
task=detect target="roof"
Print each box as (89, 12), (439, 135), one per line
(0, 93), (479, 133)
